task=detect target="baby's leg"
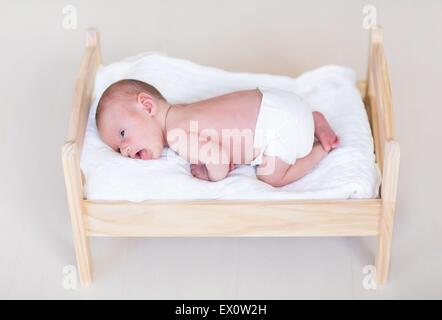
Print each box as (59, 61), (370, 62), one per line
(256, 142), (328, 187)
(313, 111), (339, 151)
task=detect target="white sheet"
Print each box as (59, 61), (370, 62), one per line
(81, 53), (380, 201)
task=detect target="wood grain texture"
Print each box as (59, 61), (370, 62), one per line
(376, 140), (400, 284)
(67, 29), (100, 156)
(366, 26), (395, 171)
(366, 26), (401, 285)
(83, 199), (382, 237)
(357, 80), (367, 99)
(62, 142), (92, 286)
(61, 29), (100, 286)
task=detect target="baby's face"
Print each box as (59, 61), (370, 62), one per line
(98, 100), (164, 160)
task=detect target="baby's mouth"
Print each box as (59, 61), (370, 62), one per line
(135, 149), (151, 160)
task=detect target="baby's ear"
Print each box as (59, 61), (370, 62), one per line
(137, 92), (156, 116)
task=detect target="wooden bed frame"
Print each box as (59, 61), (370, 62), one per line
(62, 26), (400, 287)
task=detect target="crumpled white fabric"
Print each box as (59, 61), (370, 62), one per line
(80, 52), (381, 201)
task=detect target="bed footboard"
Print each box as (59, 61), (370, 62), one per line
(365, 27), (401, 284)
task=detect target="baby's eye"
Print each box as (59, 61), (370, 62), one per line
(120, 130), (125, 138)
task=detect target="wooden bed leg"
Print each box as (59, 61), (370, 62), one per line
(62, 142), (93, 286)
(375, 141), (400, 284)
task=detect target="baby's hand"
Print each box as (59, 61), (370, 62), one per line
(191, 163), (235, 181)
(190, 164), (210, 181)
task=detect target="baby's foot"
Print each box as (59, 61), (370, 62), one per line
(313, 111), (340, 152)
(316, 127), (340, 152)
(190, 164), (209, 181)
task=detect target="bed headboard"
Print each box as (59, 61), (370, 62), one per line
(365, 26), (396, 173)
(62, 29), (100, 196)
(66, 28), (101, 153)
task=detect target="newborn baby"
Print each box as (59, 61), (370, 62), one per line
(96, 79), (339, 187)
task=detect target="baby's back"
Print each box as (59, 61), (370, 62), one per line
(181, 89), (263, 164)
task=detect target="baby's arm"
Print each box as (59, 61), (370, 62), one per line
(256, 141), (328, 187)
(205, 155), (230, 182)
(174, 132), (230, 182)
(191, 163), (236, 181)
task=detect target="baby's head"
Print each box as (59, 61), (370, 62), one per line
(96, 79), (168, 160)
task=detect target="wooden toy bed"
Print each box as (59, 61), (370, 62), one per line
(62, 26), (400, 286)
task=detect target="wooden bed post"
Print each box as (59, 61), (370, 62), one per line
(376, 140), (400, 284)
(62, 28), (101, 286)
(62, 142), (92, 286)
(366, 26), (401, 285)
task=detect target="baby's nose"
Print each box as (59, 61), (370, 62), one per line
(122, 146), (131, 157)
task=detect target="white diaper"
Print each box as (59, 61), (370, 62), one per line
(251, 86), (314, 166)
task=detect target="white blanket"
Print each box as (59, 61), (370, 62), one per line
(81, 53), (380, 201)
